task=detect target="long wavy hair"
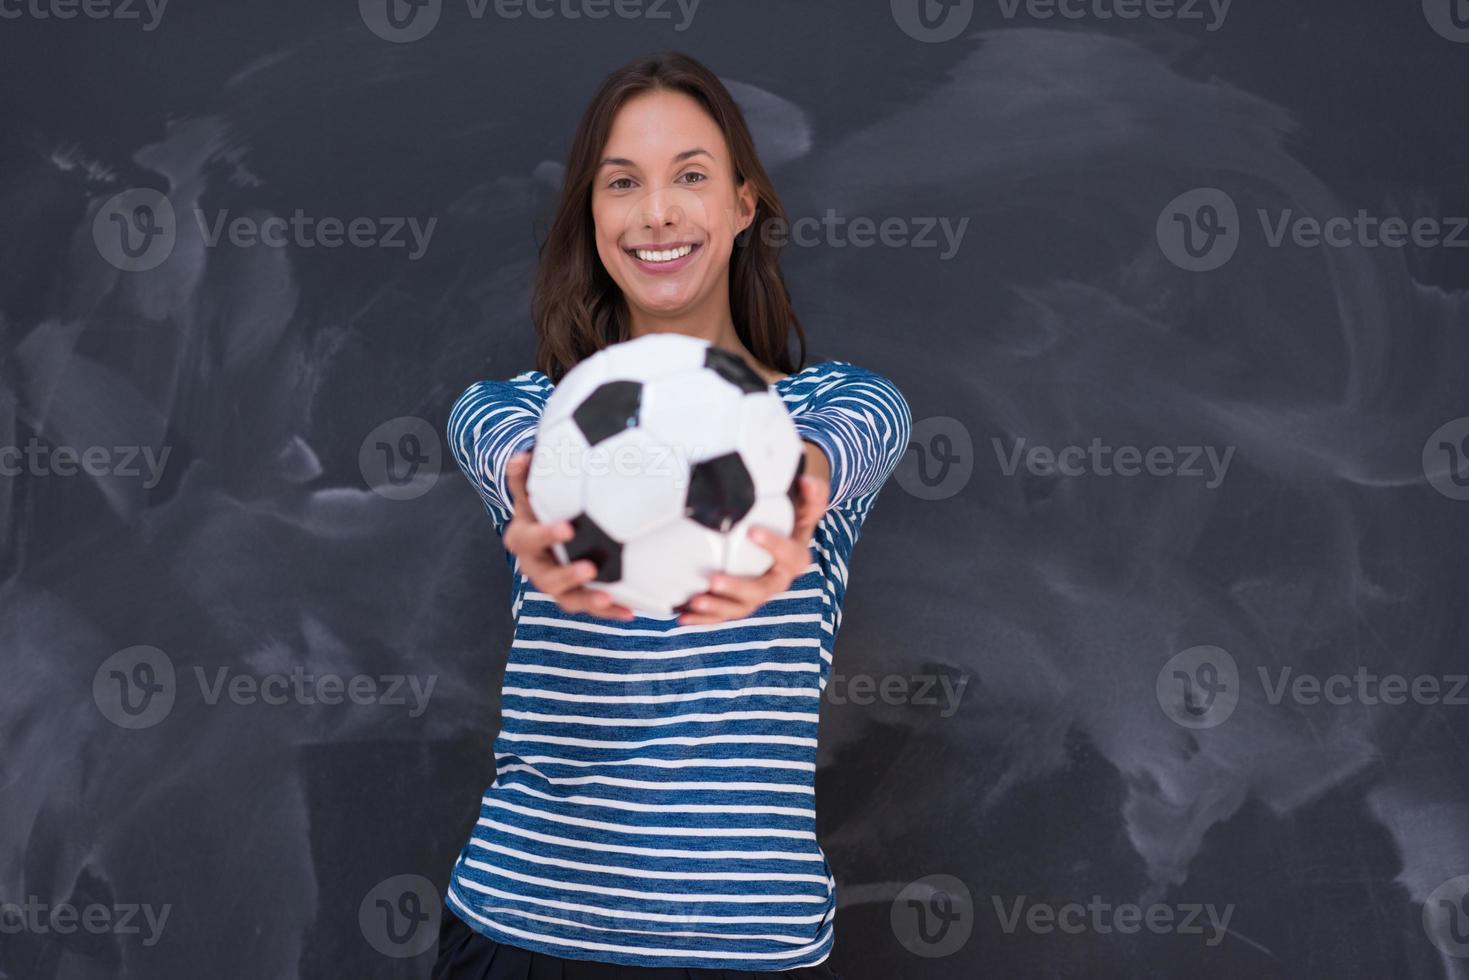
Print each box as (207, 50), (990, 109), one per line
(530, 51), (807, 383)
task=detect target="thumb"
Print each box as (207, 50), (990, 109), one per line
(506, 452), (535, 518)
(792, 474), (827, 543)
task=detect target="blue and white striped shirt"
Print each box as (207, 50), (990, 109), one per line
(442, 358), (912, 971)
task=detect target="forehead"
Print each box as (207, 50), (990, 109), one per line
(602, 89), (727, 163)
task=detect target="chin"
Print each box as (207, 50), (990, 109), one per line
(632, 290), (699, 315)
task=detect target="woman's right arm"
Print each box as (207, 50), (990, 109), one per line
(446, 377), (542, 530)
(447, 377), (636, 621)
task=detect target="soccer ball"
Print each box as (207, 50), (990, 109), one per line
(525, 333), (805, 617)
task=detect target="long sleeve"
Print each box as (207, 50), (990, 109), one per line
(446, 371), (549, 531)
(787, 362), (913, 512)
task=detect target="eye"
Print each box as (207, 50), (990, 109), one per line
(608, 176), (636, 191)
(678, 171), (708, 185)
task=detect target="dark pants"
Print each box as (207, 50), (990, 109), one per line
(432, 905), (843, 980)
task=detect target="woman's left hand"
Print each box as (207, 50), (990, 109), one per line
(676, 472), (830, 626)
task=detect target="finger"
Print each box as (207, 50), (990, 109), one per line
(765, 523), (807, 565)
(515, 532), (573, 581)
(563, 587), (637, 621)
(705, 569), (769, 606)
(504, 517), (571, 568)
(742, 524), (805, 583)
(537, 559), (601, 597)
(519, 516), (576, 554)
(677, 592), (749, 625)
(504, 451), (529, 505)
(792, 474), (827, 541)
(546, 582), (634, 618)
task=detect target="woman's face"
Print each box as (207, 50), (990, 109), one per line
(591, 88), (756, 323)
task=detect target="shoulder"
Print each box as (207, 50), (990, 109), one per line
(792, 358), (900, 388)
(451, 370), (553, 413)
(788, 360), (911, 420)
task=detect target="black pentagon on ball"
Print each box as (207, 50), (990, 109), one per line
(573, 380), (643, 446)
(685, 452), (757, 533)
(703, 346), (767, 394)
(563, 513), (623, 583)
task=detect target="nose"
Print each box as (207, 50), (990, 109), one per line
(635, 186), (691, 233)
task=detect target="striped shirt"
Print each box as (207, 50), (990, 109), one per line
(442, 358), (912, 971)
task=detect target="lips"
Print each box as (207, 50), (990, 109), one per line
(624, 241), (702, 274)
(627, 241), (698, 259)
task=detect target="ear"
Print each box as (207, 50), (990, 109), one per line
(734, 179), (758, 238)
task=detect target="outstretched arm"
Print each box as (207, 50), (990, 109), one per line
(676, 364), (913, 626)
(446, 374), (546, 531)
(788, 364), (913, 512)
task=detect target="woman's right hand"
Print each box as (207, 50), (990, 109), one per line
(502, 451), (637, 621)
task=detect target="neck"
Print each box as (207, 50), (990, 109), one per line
(627, 303), (756, 369)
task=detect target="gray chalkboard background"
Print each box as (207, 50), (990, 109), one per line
(2, 1), (1468, 977)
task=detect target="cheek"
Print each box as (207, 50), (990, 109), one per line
(704, 224), (735, 265)
(709, 200), (746, 255)
(590, 204), (624, 265)
(592, 194), (625, 236)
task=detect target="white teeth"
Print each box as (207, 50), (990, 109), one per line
(633, 244), (694, 263)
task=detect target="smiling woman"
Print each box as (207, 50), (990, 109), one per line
(528, 53), (805, 388)
(434, 50), (911, 980)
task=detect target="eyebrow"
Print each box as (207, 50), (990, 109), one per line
(598, 147), (712, 170)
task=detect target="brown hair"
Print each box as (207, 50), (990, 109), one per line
(530, 51), (807, 383)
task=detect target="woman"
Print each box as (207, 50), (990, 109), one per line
(436, 51), (911, 979)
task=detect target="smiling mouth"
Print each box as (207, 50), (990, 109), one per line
(626, 242), (700, 264)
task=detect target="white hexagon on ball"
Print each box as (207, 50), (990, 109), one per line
(583, 427), (690, 542)
(639, 369), (743, 467)
(526, 417), (588, 524)
(598, 578), (678, 619)
(617, 517), (725, 614)
(600, 332), (709, 382)
(737, 390), (802, 496)
(724, 494), (796, 577)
